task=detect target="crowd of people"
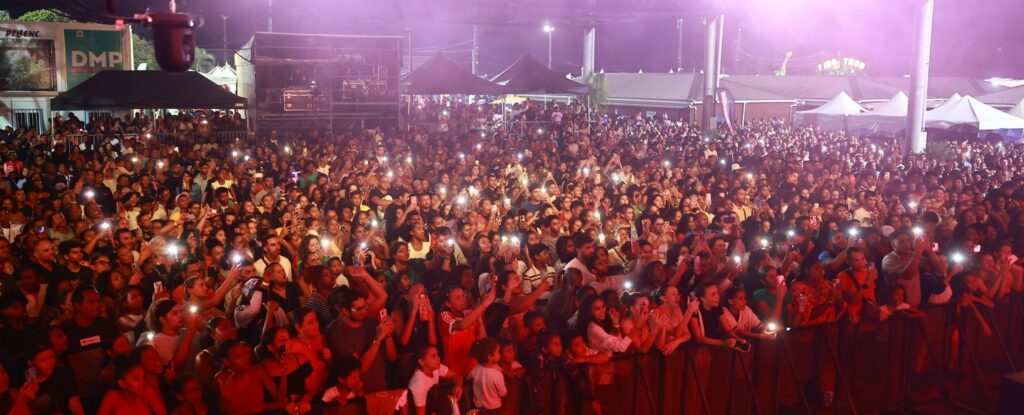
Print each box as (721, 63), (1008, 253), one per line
(0, 98), (1021, 415)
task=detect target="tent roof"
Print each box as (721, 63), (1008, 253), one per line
(50, 71), (246, 110)
(976, 85), (1024, 107)
(400, 53), (506, 95)
(925, 95), (1024, 130)
(854, 91), (908, 117)
(1009, 99), (1024, 119)
(722, 75), (902, 101)
(489, 55), (589, 95)
(797, 91), (865, 115)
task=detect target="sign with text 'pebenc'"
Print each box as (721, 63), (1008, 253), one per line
(63, 29), (124, 89)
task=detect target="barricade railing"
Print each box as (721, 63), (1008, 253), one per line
(56, 131), (250, 152)
(534, 295), (1023, 415)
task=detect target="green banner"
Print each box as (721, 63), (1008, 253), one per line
(64, 29), (124, 89)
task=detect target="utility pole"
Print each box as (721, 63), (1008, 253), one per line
(716, 14), (725, 83)
(907, 0), (934, 154)
(543, 22), (555, 69)
(702, 16), (719, 139)
(735, 27), (741, 73)
(267, 0), (273, 32)
(471, 25), (479, 75)
(582, 27), (596, 79)
(676, 18), (684, 71)
(405, 27), (413, 73)
(222, 15), (229, 65)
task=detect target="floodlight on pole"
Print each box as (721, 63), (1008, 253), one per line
(543, 22), (555, 69)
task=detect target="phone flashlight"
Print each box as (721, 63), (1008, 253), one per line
(320, 238), (330, 249)
(733, 255), (742, 264)
(912, 226), (923, 237)
(624, 281), (634, 291)
(848, 228), (860, 237)
(786, 230), (796, 238)
(511, 236), (520, 245)
(760, 238), (769, 248)
(766, 322), (778, 333)
(446, 239), (455, 247)
(386, 170), (394, 179)
(100, 222), (111, 230)
(663, 160), (670, 168)
(598, 233), (606, 244)
(503, 197), (511, 206)
(371, 219), (379, 228)
(131, 157), (139, 163)
(166, 244), (179, 256)
(457, 196), (467, 205)
(189, 305), (199, 314)
(952, 252), (965, 264)
(908, 201), (917, 209)
(231, 150), (239, 158)
(582, 167), (590, 176)
(232, 253), (243, 264)
(359, 242), (368, 250)
(406, 156), (412, 164)
(84, 189), (95, 199)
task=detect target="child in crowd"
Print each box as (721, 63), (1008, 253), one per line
(316, 356), (366, 412)
(170, 376), (208, 415)
(528, 331), (603, 415)
(496, 337), (524, 415)
(214, 340), (285, 415)
(96, 360), (165, 415)
(408, 345), (463, 415)
(469, 338), (507, 415)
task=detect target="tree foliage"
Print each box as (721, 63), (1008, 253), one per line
(17, 9), (72, 22)
(0, 10), (12, 20)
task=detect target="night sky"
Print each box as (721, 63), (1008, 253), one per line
(9, 0), (1024, 78)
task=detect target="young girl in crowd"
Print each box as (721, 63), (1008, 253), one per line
(97, 360), (166, 415)
(215, 340), (285, 415)
(469, 338), (507, 415)
(408, 345), (463, 415)
(169, 376), (208, 415)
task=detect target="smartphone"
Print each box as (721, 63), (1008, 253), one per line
(24, 368), (37, 384)
(777, 275), (785, 285)
(973, 245), (981, 253)
(931, 243), (939, 252)
(153, 281), (163, 292)
(704, 193), (712, 206)
(379, 308), (387, 319)
(736, 341), (751, 353)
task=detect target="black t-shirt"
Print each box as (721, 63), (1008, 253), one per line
(59, 317), (118, 399)
(0, 322), (38, 357)
(28, 366), (78, 415)
(368, 188), (392, 212)
(696, 307), (728, 340)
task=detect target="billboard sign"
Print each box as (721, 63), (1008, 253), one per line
(64, 29), (124, 89)
(0, 28), (56, 91)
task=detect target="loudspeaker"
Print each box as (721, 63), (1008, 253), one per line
(998, 371), (1024, 415)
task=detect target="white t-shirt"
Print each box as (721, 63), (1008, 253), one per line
(720, 305), (762, 334)
(254, 256), (293, 281)
(408, 364), (448, 407)
(469, 365), (506, 410)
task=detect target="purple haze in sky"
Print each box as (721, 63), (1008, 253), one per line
(23, 0), (1024, 77)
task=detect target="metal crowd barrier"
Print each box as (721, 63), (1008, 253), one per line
(57, 131), (250, 152)
(541, 295), (1023, 415)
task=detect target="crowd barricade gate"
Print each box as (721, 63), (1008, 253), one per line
(570, 297), (1023, 415)
(55, 131), (251, 154)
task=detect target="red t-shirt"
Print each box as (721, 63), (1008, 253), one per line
(439, 309), (480, 376)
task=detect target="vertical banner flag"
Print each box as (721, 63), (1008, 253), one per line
(717, 88), (735, 135)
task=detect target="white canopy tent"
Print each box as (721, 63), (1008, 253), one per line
(925, 95), (1024, 131)
(1009, 99), (1024, 119)
(794, 91), (866, 131)
(848, 91), (908, 135)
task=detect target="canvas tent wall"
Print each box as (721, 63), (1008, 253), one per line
(1009, 99), (1024, 119)
(848, 91), (908, 136)
(794, 91), (865, 131)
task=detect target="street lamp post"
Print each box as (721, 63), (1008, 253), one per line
(543, 22), (555, 69)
